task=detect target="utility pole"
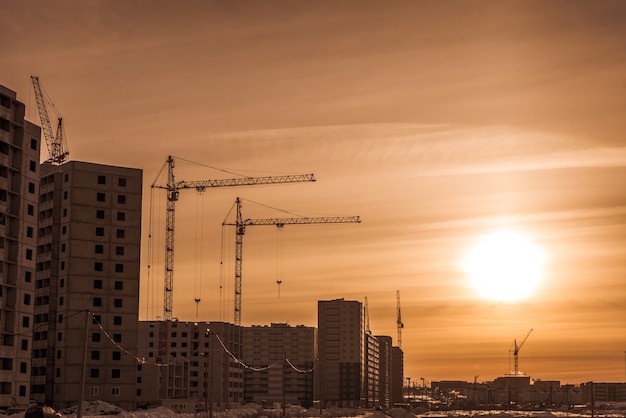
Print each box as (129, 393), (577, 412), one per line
(78, 310), (89, 418)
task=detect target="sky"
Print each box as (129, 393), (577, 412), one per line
(3, 0), (626, 385)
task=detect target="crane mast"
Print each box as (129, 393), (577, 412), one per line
(223, 197), (360, 325)
(30, 76), (69, 165)
(397, 290), (404, 349)
(512, 328), (533, 376)
(153, 156), (316, 320)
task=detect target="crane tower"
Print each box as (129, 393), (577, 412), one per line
(223, 197), (360, 325)
(152, 156), (315, 320)
(30, 76), (69, 165)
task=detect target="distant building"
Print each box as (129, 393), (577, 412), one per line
(0, 84), (40, 409)
(242, 323), (316, 407)
(531, 380), (560, 405)
(136, 320), (244, 411)
(316, 298), (366, 407)
(390, 346), (404, 406)
(30, 161), (143, 411)
(581, 382), (626, 403)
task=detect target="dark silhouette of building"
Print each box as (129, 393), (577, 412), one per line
(391, 346), (404, 406)
(316, 298), (365, 407)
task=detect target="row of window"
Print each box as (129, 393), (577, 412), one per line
(40, 172), (129, 188)
(97, 175), (128, 188)
(39, 189), (130, 205)
(96, 209), (128, 221)
(94, 262), (126, 273)
(93, 297), (124, 308)
(35, 384), (141, 396)
(39, 225), (129, 239)
(0, 93), (11, 109)
(96, 192), (128, 204)
(91, 350), (125, 361)
(92, 331), (123, 343)
(90, 367), (122, 379)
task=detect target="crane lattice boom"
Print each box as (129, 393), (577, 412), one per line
(30, 76), (69, 165)
(243, 216), (360, 226)
(223, 197), (360, 325)
(153, 156), (316, 320)
(177, 174), (315, 191)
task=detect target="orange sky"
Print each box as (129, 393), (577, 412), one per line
(3, 0), (626, 384)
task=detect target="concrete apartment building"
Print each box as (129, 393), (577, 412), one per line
(430, 378), (585, 408)
(581, 382), (626, 403)
(136, 320), (244, 411)
(242, 323), (317, 407)
(0, 84), (40, 409)
(316, 298), (367, 407)
(364, 332), (380, 407)
(30, 161), (142, 411)
(375, 335), (392, 408)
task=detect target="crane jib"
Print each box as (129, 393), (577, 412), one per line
(176, 174), (316, 189)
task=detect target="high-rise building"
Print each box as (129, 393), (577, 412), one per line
(316, 298), (365, 407)
(0, 84), (40, 409)
(391, 346), (404, 406)
(375, 335), (392, 408)
(242, 323), (317, 407)
(364, 332), (380, 407)
(30, 161), (142, 411)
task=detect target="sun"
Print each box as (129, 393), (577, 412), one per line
(462, 228), (546, 302)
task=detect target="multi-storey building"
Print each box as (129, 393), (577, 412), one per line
(316, 298), (366, 407)
(136, 320), (244, 411)
(30, 161), (142, 411)
(581, 381), (626, 403)
(364, 332), (380, 407)
(375, 335), (392, 408)
(390, 346), (404, 406)
(242, 323), (317, 407)
(0, 84), (40, 410)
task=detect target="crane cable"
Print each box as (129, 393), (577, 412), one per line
(146, 187), (154, 320)
(276, 225), (284, 299)
(219, 224), (230, 323)
(194, 191), (205, 317)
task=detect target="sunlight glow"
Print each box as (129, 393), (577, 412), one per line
(462, 228), (546, 302)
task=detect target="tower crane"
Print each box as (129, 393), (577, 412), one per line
(511, 328), (533, 376)
(30, 76), (69, 165)
(397, 290), (404, 349)
(152, 156), (316, 320)
(223, 197), (360, 325)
